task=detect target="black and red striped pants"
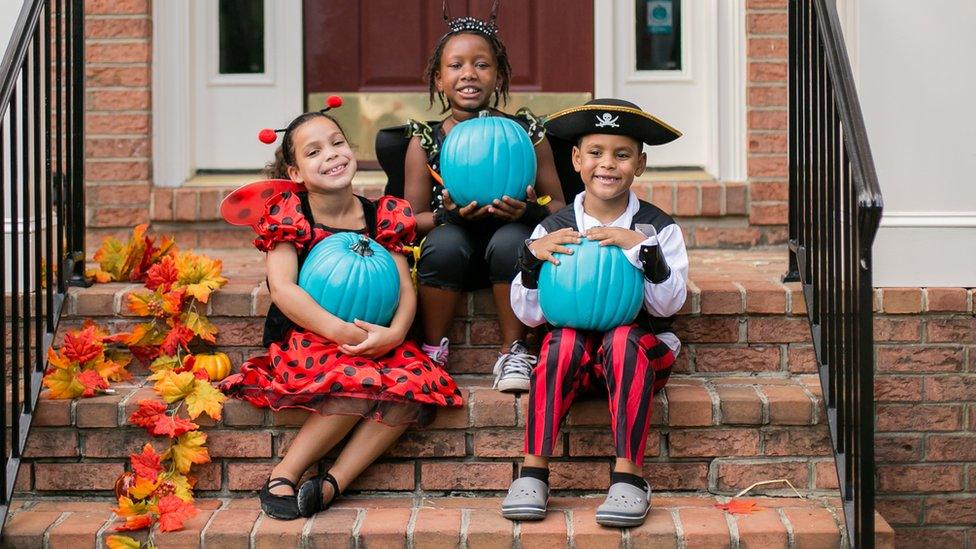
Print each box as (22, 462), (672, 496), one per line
(524, 325), (674, 467)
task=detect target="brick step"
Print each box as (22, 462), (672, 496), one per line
(19, 375), (837, 499)
(2, 496), (895, 548)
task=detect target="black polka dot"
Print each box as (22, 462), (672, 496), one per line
(287, 360), (298, 368)
(362, 377), (374, 387)
(394, 222), (404, 233)
(402, 350), (415, 358)
(405, 390), (414, 399)
(411, 368), (422, 376)
(273, 356), (281, 366)
(380, 367), (391, 375)
(314, 373), (325, 383)
(270, 204), (280, 215)
(296, 229), (306, 237)
(280, 343), (289, 352)
(268, 224), (279, 232)
(282, 372), (289, 382)
(421, 384), (430, 394)
(379, 219), (391, 229)
(355, 361), (367, 367)
(396, 375), (409, 383)
(294, 373), (306, 380)
(282, 216), (293, 225)
(319, 355), (328, 364)
(439, 377), (448, 387)
(301, 339), (311, 348)
(444, 396), (454, 406)
(343, 366), (356, 376)
(454, 388), (462, 396)
(281, 191), (292, 199)
(305, 357), (314, 369)
(403, 207), (412, 217)
(331, 382), (343, 392)
(385, 200), (396, 211)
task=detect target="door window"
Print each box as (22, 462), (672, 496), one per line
(636, 0), (681, 71)
(218, 0), (265, 74)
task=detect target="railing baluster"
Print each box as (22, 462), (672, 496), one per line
(0, 119), (7, 504)
(21, 52), (32, 417)
(55, 0), (64, 293)
(34, 24), (45, 381)
(791, 1), (883, 545)
(10, 76), (21, 458)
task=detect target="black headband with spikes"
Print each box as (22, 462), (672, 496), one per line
(442, 0), (500, 37)
(257, 95), (344, 144)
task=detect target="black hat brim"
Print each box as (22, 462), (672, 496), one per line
(544, 104), (681, 146)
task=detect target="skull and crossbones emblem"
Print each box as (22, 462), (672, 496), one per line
(594, 113), (620, 128)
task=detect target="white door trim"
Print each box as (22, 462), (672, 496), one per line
(152, 0), (193, 188)
(591, 0), (745, 181)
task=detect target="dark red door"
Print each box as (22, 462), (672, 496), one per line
(304, 0), (593, 95)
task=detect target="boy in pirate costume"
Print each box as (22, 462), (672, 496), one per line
(501, 98), (688, 527)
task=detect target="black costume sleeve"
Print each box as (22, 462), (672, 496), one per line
(639, 244), (672, 284)
(518, 239), (545, 289)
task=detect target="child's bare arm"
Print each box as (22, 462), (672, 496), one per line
(404, 136), (436, 234)
(532, 137), (566, 212)
(265, 244), (366, 345)
(339, 253), (414, 358)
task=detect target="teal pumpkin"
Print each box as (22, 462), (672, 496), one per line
(537, 239), (644, 331)
(298, 233), (400, 327)
(440, 112), (537, 207)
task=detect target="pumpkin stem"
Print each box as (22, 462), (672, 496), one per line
(478, 109), (490, 118)
(350, 236), (375, 257)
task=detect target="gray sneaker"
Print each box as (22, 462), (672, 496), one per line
(595, 480), (652, 527)
(491, 340), (537, 393)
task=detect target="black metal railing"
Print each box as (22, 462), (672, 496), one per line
(787, 0), (883, 547)
(0, 0), (86, 529)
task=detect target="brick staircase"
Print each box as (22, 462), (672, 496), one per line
(5, 247), (895, 546)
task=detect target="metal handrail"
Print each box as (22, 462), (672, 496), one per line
(787, 0), (883, 547)
(0, 0), (86, 530)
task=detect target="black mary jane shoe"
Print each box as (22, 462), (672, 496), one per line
(297, 472), (341, 517)
(260, 477), (300, 520)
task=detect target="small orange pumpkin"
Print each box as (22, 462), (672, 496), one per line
(192, 352), (232, 382)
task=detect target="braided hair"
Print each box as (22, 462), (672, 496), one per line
(424, 1), (512, 113)
(264, 112), (347, 179)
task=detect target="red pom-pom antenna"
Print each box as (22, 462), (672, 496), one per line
(326, 95), (343, 109)
(258, 128), (278, 144)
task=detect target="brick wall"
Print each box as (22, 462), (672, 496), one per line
(746, 0), (789, 231)
(84, 0), (152, 249)
(873, 288), (976, 547)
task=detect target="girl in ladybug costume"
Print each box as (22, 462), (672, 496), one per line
(218, 99), (462, 521)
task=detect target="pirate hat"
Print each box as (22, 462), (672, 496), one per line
(544, 98), (681, 146)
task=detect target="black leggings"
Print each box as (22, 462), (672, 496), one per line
(417, 222), (532, 290)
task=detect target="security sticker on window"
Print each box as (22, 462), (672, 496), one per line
(647, 0), (673, 35)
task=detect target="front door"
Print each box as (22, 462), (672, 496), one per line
(597, 0), (719, 171)
(191, 0), (303, 171)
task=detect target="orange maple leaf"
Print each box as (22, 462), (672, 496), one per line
(174, 251), (227, 303)
(46, 347), (72, 370)
(62, 325), (104, 363)
(114, 496), (151, 517)
(162, 288), (187, 316)
(155, 494), (198, 532)
(160, 323), (194, 357)
(128, 476), (160, 500)
(106, 534), (142, 549)
(86, 268), (113, 284)
(43, 367), (84, 399)
(151, 413), (199, 439)
(714, 499), (764, 514)
(113, 514), (152, 532)
(130, 443), (163, 480)
(182, 310), (218, 344)
(77, 369), (109, 397)
(146, 256), (180, 293)
(154, 370), (197, 403)
(129, 400), (167, 431)
(184, 380), (226, 420)
(165, 431), (209, 473)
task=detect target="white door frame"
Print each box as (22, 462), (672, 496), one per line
(153, 0), (193, 188)
(593, 0), (746, 181)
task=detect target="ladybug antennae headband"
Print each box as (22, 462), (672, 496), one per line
(256, 95), (344, 145)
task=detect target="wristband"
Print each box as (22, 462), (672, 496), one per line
(519, 201), (549, 226)
(518, 239), (544, 289)
(433, 206), (467, 227)
(639, 244), (671, 284)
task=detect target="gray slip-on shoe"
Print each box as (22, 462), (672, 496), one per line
(595, 481), (652, 527)
(501, 476), (549, 520)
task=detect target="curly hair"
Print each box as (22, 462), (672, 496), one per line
(423, 30), (512, 114)
(264, 112), (347, 179)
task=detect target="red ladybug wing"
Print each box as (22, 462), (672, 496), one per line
(219, 179), (306, 226)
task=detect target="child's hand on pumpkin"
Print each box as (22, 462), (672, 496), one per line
(338, 319), (404, 358)
(585, 227), (647, 250)
(528, 227), (582, 265)
(442, 190), (491, 221)
(488, 186), (542, 221)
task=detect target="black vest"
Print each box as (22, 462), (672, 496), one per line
(539, 200), (678, 335)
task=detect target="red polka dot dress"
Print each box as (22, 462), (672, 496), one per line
(219, 190), (463, 426)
